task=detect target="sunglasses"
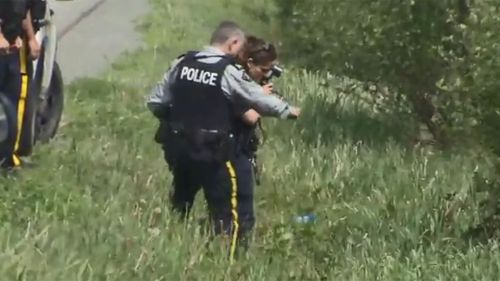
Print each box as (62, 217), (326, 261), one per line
(258, 65), (274, 74)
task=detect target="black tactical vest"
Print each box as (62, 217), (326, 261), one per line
(0, 0), (28, 44)
(165, 51), (237, 162)
(170, 51), (234, 133)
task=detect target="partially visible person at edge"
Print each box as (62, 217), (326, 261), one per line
(0, 0), (41, 171)
(146, 21), (301, 263)
(233, 35), (280, 186)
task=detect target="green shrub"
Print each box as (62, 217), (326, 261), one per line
(275, 0), (499, 149)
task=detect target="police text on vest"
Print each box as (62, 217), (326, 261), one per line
(180, 66), (218, 86)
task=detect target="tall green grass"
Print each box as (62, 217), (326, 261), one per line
(0, 0), (496, 280)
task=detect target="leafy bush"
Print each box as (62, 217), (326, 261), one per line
(275, 0), (500, 241)
(275, 0), (499, 149)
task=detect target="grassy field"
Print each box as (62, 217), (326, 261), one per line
(0, 0), (497, 280)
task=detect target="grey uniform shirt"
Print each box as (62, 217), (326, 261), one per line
(146, 46), (292, 119)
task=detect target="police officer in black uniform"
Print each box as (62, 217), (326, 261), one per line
(0, 0), (41, 169)
(147, 21), (300, 262)
(234, 35), (283, 186)
(0, 0), (29, 169)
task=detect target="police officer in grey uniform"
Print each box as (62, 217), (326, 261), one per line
(147, 21), (300, 261)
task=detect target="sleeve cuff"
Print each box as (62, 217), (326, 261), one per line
(279, 106), (291, 119)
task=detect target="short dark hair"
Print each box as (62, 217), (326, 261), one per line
(210, 21), (244, 44)
(240, 35), (277, 65)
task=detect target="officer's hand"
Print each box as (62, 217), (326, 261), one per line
(0, 35), (9, 53)
(10, 37), (23, 51)
(262, 83), (273, 95)
(28, 38), (41, 59)
(288, 106), (301, 119)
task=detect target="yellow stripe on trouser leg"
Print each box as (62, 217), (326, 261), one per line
(225, 161), (239, 264)
(13, 43), (29, 166)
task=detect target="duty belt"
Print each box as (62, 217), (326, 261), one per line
(167, 122), (233, 137)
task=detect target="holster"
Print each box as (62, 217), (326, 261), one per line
(242, 126), (262, 186)
(158, 122), (234, 163)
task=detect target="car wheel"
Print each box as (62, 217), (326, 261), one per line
(35, 62), (64, 143)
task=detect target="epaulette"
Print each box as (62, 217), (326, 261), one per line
(233, 63), (244, 70)
(241, 71), (252, 82)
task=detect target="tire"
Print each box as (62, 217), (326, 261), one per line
(35, 61), (64, 143)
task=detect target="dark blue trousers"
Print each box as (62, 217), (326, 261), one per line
(163, 144), (255, 260)
(0, 52), (21, 168)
